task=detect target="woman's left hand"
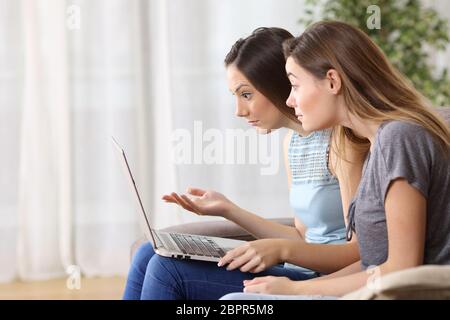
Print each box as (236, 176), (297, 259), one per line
(243, 276), (300, 295)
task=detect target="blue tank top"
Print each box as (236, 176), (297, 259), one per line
(285, 130), (346, 274)
(288, 129), (346, 244)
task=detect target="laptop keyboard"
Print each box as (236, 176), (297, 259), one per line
(168, 233), (226, 258)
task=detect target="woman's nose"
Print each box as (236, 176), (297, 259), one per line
(286, 92), (295, 109)
(235, 101), (249, 117)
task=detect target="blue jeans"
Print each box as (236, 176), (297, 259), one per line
(123, 242), (317, 300)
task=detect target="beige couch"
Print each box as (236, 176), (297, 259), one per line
(131, 107), (450, 299)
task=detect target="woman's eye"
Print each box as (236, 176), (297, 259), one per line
(241, 92), (252, 99)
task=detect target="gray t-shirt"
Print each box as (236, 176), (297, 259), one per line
(347, 120), (450, 269)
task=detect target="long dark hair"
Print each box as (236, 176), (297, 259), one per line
(224, 27), (298, 123)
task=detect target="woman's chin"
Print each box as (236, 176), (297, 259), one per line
(256, 126), (272, 134)
(299, 117), (312, 129)
(302, 122), (311, 131)
(302, 120), (330, 132)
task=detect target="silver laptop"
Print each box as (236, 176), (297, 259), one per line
(111, 136), (245, 262)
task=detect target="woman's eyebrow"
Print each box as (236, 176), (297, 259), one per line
(233, 83), (250, 94)
(287, 72), (297, 79)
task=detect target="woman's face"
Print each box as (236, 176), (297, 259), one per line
(285, 57), (341, 132)
(226, 65), (287, 130)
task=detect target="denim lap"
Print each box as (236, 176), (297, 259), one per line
(123, 241), (317, 300)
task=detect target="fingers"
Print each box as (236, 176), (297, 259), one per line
(243, 282), (265, 293)
(171, 192), (197, 213)
(162, 193), (198, 205)
(162, 195), (177, 204)
(218, 245), (247, 267)
(225, 250), (255, 271)
(187, 187), (206, 197)
(180, 194), (202, 213)
(218, 244), (259, 271)
(243, 276), (269, 287)
(249, 264), (266, 274)
(239, 256), (263, 273)
(242, 277), (271, 293)
(162, 192), (204, 216)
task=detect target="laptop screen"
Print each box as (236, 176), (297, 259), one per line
(111, 136), (158, 249)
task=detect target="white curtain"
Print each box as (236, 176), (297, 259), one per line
(0, 0), (308, 283)
(0, 0), (23, 283)
(17, 0), (72, 281)
(2, 0), (449, 284)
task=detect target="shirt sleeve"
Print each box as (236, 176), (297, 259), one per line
(375, 121), (433, 203)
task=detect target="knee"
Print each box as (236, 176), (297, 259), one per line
(143, 255), (183, 292)
(131, 242), (155, 273)
(141, 255), (185, 300)
(145, 254), (174, 278)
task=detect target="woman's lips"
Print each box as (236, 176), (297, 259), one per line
(247, 120), (259, 126)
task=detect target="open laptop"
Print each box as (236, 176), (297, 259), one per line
(111, 136), (245, 262)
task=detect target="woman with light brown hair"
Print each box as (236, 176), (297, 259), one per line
(123, 27), (366, 300)
(223, 20), (450, 299)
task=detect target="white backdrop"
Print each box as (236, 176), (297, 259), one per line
(0, 0), (308, 283)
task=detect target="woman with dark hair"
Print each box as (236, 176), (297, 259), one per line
(122, 27), (366, 300)
(223, 21), (450, 299)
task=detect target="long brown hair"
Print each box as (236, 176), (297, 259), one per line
(224, 27), (299, 124)
(283, 21), (450, 160)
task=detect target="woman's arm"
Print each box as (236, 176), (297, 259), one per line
(216, 130), (304, 240)
(224, 130), (305, 240)
(243, 178), (427, 296)
(219, 131), (363, 273)
(280, 240), (360, 274)
(309, 260), (362, 281)
(224, 207), (303, 240)
(164, 131), (305, 240)
(219, 238), (360, 274)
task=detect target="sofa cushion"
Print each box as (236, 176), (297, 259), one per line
(340, 265), (450, 300)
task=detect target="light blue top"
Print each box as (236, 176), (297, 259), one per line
(285, 129), (347, 273)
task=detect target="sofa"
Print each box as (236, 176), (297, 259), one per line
(131, 107), (450, 299)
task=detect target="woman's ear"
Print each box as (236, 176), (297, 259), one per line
(326, 69), (342, 94)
